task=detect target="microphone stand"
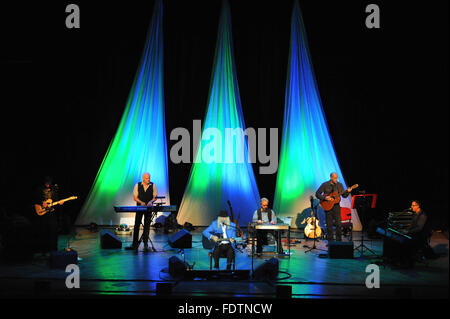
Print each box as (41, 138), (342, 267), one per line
(304, 197), (326, 254)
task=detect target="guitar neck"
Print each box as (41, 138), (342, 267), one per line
(50, 197), (76, 207)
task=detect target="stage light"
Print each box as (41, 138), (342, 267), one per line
(76, 0), (170, 225)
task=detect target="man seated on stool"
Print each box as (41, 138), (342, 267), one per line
(252, 198), (283, 255)
(402, 200), (436, 260)
(202, 210), (236, 270)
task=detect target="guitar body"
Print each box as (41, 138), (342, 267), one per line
(319, 184), (359, 211)
(202, 235), (216, 249)
(202, 234), (230, 249)
(35, 199), (53, 216)
(304, 217), (322, 239)
(320, 192), (341, 211)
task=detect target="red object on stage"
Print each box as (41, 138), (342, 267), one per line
(340, 207), (352, 222)
(351, 194), (377, 209)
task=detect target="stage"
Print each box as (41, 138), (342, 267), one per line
(0, 227), (448, 299)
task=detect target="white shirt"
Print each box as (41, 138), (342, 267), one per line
(220, 224), (230, 245)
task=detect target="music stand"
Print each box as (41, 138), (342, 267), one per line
(352, 194), (377, 257)
(304, 197), (327, 254)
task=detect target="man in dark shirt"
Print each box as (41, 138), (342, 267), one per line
(403, 200), (430, 249)
(126, 172), (158, 251)
(315, 172), (356, 242)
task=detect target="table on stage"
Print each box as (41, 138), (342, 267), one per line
(248, 223), (291, 258)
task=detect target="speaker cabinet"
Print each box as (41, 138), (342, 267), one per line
(168, 229), (192, 248)
(328, 241), (354, 259)
(100, 230), (122, 249)
(168, 256), (187, 277)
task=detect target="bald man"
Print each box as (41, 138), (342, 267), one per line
(126, 173), (158, 251)
(316, 173), (353, 242)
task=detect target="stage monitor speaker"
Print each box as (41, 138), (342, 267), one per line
(168, 256), (187, 277)
(100, 230), (122, 249)
(168, 229), (192, 248)
(253, 257), (279, 280)
(50, 250), (78, 269)
(328, 241), (354, 259)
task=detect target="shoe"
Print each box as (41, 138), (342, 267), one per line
(143, 245), (149, 252)
(125, 245), (137, 250)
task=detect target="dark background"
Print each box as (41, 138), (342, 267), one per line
(1, 0), (448, 229)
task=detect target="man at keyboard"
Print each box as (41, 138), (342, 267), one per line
(126, 172), (158, 251)
(252, 198), (283, 255)
(202, 210), (236, 270)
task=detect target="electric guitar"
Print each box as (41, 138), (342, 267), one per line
(319, 184), (358, 211)
(35, 196), (78, 216)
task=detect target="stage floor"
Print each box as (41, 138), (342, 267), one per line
(0, 227), (448, 299)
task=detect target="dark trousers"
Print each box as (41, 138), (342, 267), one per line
(325, 204), (342, 241)
(256, 230), (283, 254)
(132, 211), (152, 246)
(212, 243), (235, 268)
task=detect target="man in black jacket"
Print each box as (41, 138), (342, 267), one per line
(403, 200), (431, 251)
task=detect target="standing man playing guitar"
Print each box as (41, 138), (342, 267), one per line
(126, 172), (158, 251)
(316, 173), (358, 242)
(34, 176), (62, 255)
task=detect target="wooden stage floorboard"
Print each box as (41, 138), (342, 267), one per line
(0, 227), (448, 299)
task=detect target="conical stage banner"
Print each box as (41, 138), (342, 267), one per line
(76, 0), (170, 226)
(176, 0), (261, 226)
(274, 1), (362, 230)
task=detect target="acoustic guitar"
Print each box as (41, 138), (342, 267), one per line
(202, 233), (232, 249)
(303, 196), (322, 239)
(35, 196), (78, 216)
(319, 184), (358, 211)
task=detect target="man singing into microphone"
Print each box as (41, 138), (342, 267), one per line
(126, 172), (158, 251)
(203, 210), (236, 270)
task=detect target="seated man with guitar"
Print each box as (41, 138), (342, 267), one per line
(252, 198), (283, 255)
(202, 210), (236, 270)
(316, 173), (358, 242)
